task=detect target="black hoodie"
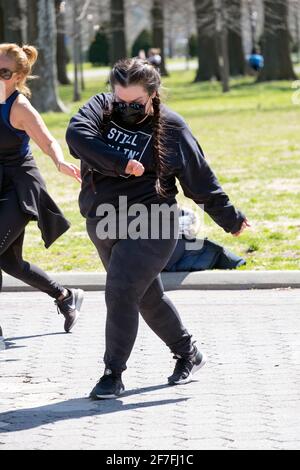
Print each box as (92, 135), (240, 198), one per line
(66, 92), (246, 234)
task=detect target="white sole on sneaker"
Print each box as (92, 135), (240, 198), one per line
(75, 289), (84, 311)
(65, 290), (84, 333)
(95, 394), (124, 399)
(94, 389), (125, 399)
(66, 310), (80, 332)
(170, 353), (207, 385)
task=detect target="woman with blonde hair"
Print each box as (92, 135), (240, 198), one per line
(0, 43), (84, 333)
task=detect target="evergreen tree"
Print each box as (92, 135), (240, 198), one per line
(89, 30), (110, 66)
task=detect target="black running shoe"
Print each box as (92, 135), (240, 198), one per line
(55, 288), (84, 333)
(90, 369), (125, 399)
(168, 349), (207, 385)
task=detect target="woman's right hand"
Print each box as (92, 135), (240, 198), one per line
(232, 217), (252, 237)
(58, 161), (82, 183)
(125, 159), (145, 177)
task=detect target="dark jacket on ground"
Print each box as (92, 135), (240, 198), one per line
(163, 236), (246, 272)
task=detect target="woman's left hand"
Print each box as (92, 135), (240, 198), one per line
(59, 161), (82, 183)
(232, 217), (251, 237)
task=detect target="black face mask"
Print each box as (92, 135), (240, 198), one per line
(112, 99), (149, 126)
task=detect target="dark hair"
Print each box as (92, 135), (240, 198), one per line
(102, 58), (169, 197)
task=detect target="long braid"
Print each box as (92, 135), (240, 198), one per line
(152, 93), (170, 198)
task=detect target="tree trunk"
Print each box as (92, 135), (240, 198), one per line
(72, 0), (81, 101)
(110, 0), (127, 65)
(27, 0), (65, 112)
(55, 0), (70, 85)
(215, 0), (230, 92)
(0, 2), (4, 43)
(226, 0), (245, 76)
(296, 0), (300, 64)
(79, 27), (85, 92)
(228, 29), (245, 76)
(258, 0), (297, 81)
(194, 0), (219, 82)
(1, 0), (23, 44)
(151, 0), (168, 76)
(247, 0), (257, 51)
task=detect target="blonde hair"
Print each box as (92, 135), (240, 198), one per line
(0, 43), (38, 98)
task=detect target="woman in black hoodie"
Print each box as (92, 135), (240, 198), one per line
(66, 58), (250, 399)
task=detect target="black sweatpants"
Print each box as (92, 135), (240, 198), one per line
(86, 212), (195, 374)
(0, 188), (64, 299)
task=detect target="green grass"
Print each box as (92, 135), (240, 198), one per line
(23, 69), (300, 271)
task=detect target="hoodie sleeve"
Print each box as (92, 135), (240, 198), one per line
(175, 125), (246, 234)
(65, 94), (130, 177)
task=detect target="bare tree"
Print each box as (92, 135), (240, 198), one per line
(72, 0), (82, 101)
(164, 0), (196, 67)
(258, 0), (297, 80)
(0, 0), (23, 44)
(151, 0), (168, 75)
(295, 0), (300, 63)
(70, 0), (93, 101)
(110, 0), (127, 64)
(27, 0), (65, 112)
(246, 0), (259, 51)
(194, 0), (220, 82)
(226, 0), (245, 76)
(215, 0), (230, 91)
(290, 0), (300, 62)
(55, 0), (71, 85)
(194, 0), (255, 88)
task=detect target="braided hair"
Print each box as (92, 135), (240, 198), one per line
(105, 58), (170, 198)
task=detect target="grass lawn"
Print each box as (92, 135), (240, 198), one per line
(23, 69), (300, 271)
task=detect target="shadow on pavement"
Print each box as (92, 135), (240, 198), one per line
(0, 390), (189, 433)
(5, 332), (66, 342)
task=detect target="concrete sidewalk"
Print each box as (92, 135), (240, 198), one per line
(0, 289), (299, 450)
(2, 270), (300, 292)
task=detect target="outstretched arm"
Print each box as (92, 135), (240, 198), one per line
(12, 96), (81, 183)
(176, 126), (250, 235)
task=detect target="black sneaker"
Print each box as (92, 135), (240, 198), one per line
(55, 288), (84, 333)
(168, 349), (207, 385)
(90, 369), (125, 399)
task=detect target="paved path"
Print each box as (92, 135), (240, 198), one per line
(0, 289), (299, 450)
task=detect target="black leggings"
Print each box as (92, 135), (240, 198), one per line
(0, 188), (64, 299)
(87, 214), (195, 374)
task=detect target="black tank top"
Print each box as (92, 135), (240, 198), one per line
(0, 90), (31, 161)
